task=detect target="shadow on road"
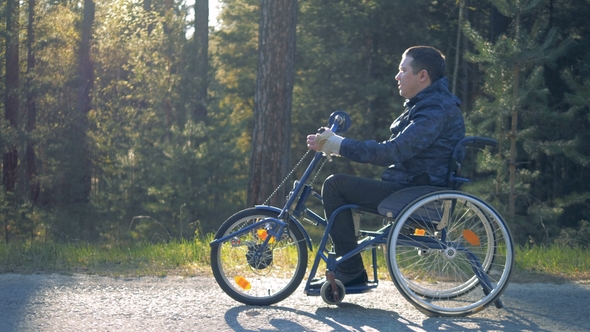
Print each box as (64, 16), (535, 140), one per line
(0, 274), (76, 332)
(223, 301), (548, 331)
(497, 282), (590, 332)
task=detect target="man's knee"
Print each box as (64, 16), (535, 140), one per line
(322, 174), (349, 194)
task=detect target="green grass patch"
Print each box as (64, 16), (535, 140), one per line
(0, 235), (214, 277)
(1, 237), (589, 282)
(513, 244), (590, 282)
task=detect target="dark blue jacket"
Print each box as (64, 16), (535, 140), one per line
(339, 77), (465, 186)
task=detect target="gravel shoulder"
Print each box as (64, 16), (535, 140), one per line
(1, 273), (589, 331)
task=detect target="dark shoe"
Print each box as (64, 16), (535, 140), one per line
(309, 269), (368, 289)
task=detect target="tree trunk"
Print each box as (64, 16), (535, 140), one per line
(26, 0), (39, 206)
(25, 0), (40, 242)
(509, 64), (519, 219)
(452, 0), (464, 95)
(4, 0), (20, 195)
(74, 0), (95, 204)
(163, 0), (174, 136)
(508, 11), (522, 219)
(193, 0), (209, 121)
(248, 0), (297, 207)
(143, 0), (154, 34)
(460, 1), (470, 111)
(79, 0), (94, 115)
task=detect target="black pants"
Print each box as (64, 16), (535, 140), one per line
(321, 174), (407, 273)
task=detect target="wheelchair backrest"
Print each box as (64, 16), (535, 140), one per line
(446, 136), (497, 189)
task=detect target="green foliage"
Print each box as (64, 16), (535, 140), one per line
(1, 0), (590, 247)
(0, 2), (97, 241)
(462, 0), (584, 244)
(89, 0), (248, 240)
(210, 0), (260, 154)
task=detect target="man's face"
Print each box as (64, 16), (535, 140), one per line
(395, 55), (423, 99)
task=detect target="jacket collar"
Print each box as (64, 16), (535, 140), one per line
(403, 77), (456, 108)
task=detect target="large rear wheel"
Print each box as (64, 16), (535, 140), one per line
(386, 191), (514, 317)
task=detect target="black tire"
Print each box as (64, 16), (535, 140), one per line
(210, 208), (308, 305)
(386, 191), (514, 317)
(320, 279), (346, 305)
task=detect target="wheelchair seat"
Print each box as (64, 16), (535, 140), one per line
(377, 136), (497, 220)
(377, 186), (442, 219)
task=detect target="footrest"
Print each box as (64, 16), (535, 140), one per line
(344, 282), (379, 294)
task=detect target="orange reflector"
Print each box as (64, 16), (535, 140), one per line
(414, 228), (426, 236)
(257, 229), (268, 240)
(234, 276), (251, 290)
(257, 229), (275, 243)
(462, 229), (481, 246)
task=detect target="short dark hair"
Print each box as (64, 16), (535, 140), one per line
(403, 46), (446, 83)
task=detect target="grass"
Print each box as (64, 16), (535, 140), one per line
(0, 235), (214, 277)
(1, 236), (589, 283)
(513, 244), (590, 283)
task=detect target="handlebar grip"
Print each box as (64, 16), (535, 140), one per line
(327, 111), (351, 134)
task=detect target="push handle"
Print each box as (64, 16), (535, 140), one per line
(462, 136), (498, 150)
(449, 136), (498, 189)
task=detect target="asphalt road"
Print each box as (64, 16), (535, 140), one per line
(0, 273), (589, 331)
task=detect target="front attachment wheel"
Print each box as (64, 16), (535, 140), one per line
(210, 208), (308, 305)
(320, 279), (346, 305)
(386, 191), (514, 317)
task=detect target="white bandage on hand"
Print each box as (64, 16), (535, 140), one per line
(316, 130), (344, 156)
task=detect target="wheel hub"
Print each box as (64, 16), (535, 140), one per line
(444, 246), (457, 259)
(246, 244), (273, 269)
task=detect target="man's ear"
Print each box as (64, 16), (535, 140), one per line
(419, 69), (429, 82)
(419, 70), (431, 85)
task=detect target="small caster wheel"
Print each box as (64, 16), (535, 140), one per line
(320, 279), (346, 304)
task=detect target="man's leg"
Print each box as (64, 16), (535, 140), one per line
(321, 174), (407, 273)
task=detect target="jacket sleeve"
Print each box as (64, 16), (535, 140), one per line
(339, 100), (448, 166)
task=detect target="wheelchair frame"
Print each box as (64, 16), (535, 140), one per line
(210, 111), (514, 317)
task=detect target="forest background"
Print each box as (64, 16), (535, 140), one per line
(1, 0), (589, 248)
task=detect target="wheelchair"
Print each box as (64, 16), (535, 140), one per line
(210, 111), (514, 317)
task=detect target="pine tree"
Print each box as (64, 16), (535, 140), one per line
(548, 72), (590, 246)
(463, 0), (574, 242)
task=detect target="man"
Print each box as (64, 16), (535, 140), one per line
(306, 46), (465, 288)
